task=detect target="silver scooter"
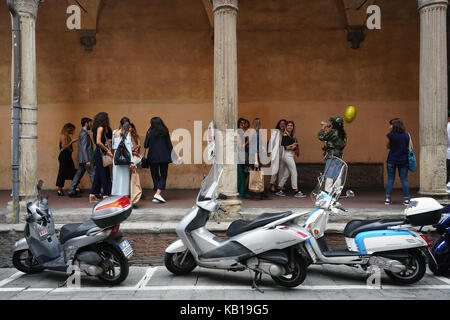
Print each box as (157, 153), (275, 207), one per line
(11, 181), (134, 285)
(165, 122), (312, 290)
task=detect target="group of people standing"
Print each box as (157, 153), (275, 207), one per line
(56, 113), (174, 205)
(236, 116), (347, 200)
(238, 115), (415, 206)
(56, 112), (416, 206)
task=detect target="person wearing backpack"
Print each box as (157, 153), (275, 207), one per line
(111, 117), (135, 196)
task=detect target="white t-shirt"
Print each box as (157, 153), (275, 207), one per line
(447, 122), (450, 159)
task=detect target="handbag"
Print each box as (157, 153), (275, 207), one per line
(102, 152), (113, 167)
(249, 169), (264, 193)
(294, 138), (299, 157)
(408, 133), (417, 173)
(114, 137), (131, 166)
(101, 133), (113, 167)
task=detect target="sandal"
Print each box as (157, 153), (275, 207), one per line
(89, 194), (99, 203)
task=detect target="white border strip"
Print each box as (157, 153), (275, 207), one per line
(1, 284), (450, 293)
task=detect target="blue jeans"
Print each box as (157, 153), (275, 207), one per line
(385, 162), (409, 199)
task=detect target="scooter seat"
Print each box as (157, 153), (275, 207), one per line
(226, 211), (293, 238)
(343, 219), (407, 238)
(60, 219), (98, 244)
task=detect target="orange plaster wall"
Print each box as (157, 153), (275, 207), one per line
(0, 0), (421, 190)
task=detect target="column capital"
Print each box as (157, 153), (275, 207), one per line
(418, 0), (448, 10)
(211, 0), (238, 13)
(13, 0), (41, 19)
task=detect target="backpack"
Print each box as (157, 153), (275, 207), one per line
(114, 137), (131, 166)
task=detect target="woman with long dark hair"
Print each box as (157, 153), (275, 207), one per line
(56, 123), (78, 196)
(144, 117), (174, 203)
(318, 117), (347, 159)
(111, 117), (135, 196)
(318, 116), (347, 179)
(90, 112), (113, 203)
(275, 121), (305, 198)
(385, 118), (411, 205)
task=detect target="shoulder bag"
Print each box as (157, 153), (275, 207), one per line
(408, 133), (416, 173)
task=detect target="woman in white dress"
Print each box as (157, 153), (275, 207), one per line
(111, 117), (135, 196)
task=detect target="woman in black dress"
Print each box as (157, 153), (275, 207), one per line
(56, 123), (78, 196)
(144, 117), (174, 204)
(89, 112), (113, 203)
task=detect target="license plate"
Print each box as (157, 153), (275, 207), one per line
(119, 239), (133, 259)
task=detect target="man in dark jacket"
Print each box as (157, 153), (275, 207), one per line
(68, 117), (94, 197)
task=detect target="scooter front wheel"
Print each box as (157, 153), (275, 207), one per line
(12, 249), (44, 274)
(384, 249), (426, 285)
(271, 253), (307, 288)
(165, 251), (197, 275)
(428, 257), (450, 276)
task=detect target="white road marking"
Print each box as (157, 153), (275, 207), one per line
(0, 272), (24, 288)
(430, 275), (450, 285)
(0, 284), (450, 293)
(135, 267), (158, 289)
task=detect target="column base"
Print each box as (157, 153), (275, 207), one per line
(218, 193), (242, 221)
(6, 198), (31, 223)
(418, 189), (449, 199)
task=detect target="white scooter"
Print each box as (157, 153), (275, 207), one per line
(301, 157), (441, 284)
(165, 122), (312, 290)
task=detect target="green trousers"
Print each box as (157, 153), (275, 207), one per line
(237, 164), (246, 197)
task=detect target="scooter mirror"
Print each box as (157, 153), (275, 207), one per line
(346, 190), (355, 198)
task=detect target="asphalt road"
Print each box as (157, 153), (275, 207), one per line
(1, 264), (450, 301)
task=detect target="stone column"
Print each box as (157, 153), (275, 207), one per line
(418, 0), (448, 196)
(211, 0), (241, 217)
(14, 0), (40, 199)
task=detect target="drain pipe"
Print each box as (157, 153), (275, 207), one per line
(7, 0), (22, 223)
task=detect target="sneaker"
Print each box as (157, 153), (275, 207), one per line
(275, 190), (286, 197)
(154, 194), (166, 203)
(294, 191), (306, 198)
(384, 198), (391, 205)
(403, 199), (410, 206)
(152, 198), (160, 203)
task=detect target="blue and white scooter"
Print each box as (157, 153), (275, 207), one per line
(300, 157), (441, 284)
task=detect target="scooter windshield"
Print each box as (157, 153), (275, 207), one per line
(311, 157), (348, 201)
(197, 164), (223, 202)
